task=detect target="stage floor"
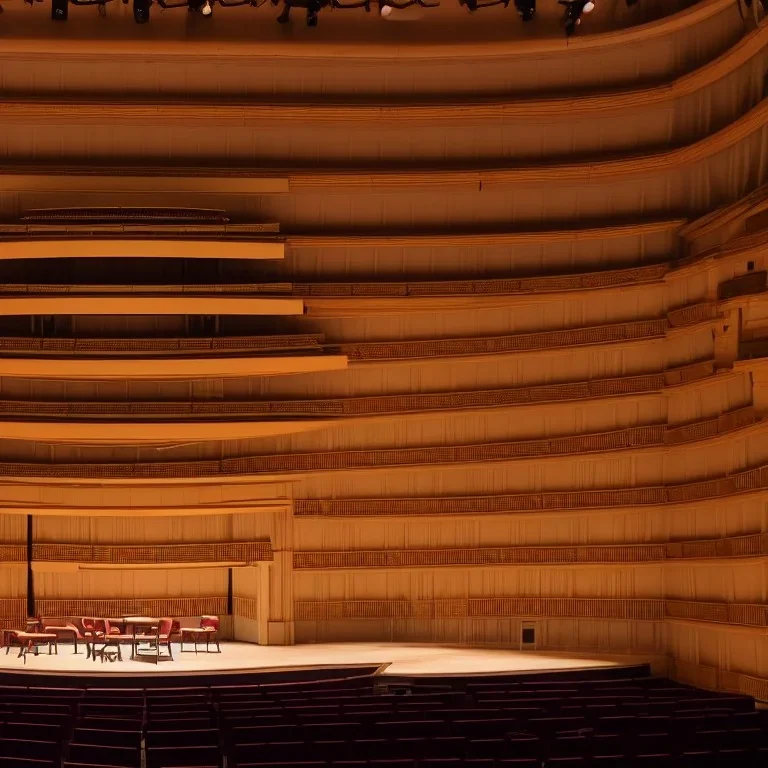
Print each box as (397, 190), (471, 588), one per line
(0, 641), (648, 678)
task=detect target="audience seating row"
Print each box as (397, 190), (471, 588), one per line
(0, 667), (764, 768)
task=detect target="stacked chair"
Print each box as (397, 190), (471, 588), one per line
(0, 665), (765, 767)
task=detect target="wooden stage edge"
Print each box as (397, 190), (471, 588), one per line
(0, 641), (662, 681)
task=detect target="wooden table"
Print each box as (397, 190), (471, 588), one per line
(123, 617), (160, 660)
(180, 626), (220, 654)
(42, 624), (81, 653)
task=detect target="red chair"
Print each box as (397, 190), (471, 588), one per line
(42, 617), (84, 653)
(180, 616), (220, 654)
(134, 618), (173, 664)
(81, 617), (106, 659)
(81, 617), (106, 638)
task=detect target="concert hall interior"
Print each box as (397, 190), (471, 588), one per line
(0, 0), (768, 766)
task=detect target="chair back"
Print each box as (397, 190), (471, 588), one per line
(104, 619), (123, 635)
(81, 617), (106, 634)
(158, 618), (173, 637)
(200, 615), (219, 630)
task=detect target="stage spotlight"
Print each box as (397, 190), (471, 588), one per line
(133, 0), (150, 21)
(514, 0), (534, 21)
(51, 0), (68, 20)
(559, 0), (594, 36)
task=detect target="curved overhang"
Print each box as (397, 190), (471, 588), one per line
(4, 93), (762, 200)
(286, 220), (687, 248)
(0, 333), (324, 356)
(0, 502), (288, 516)
(3, 95), (763, 196)
(5, 23), (763, 127)
(0, 308), (715, 367)
(0, 361), (717, 422)
(286, 99), (768, 191)
(0, 419), (336, 445)
(0, 355), (348, 380)
(293, 533), (768, 570)
(339, 307), (717, 363)
(0, 238), (285, 260)
(0, 408), (756, 482)
(295, 464), (768, 518)
(3, 238), (765, 313)
(0, 80), (761, 208)
(0, 175), (288, 195)
(0, 0), (738, 63)
(0, 296), (304, 316)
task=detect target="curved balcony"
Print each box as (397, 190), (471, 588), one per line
(0, 296), (303, 316)
(0, 419), (337, 445)
(0, 408), (756, 480)
(0, 0), (741, 95)
(0, 361), (716, 421)
(294, 460), (768, 517)
(0, 354), (347, 381)
(3, 24), (765, 162)
(0, 237), (284, 261)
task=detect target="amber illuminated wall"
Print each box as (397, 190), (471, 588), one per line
(0, 0), (766, 699)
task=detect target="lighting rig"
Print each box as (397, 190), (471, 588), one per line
(558, 0), (594, 36)
(15, 0), (654, 35)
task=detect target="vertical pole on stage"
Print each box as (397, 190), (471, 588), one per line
(26, 514), (35, 619)
(227, 567), (233, 615)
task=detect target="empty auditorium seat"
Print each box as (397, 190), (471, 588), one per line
(146, 745), (220, 768)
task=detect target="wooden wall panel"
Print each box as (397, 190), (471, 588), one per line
(666, 372), (753, 425)
(31, 542), (272, 566)
(233, 566), (261, 644)
(667, 621), (768, 680)
(252, 399), (669, 456)
(294, 509), (768, 554)
(0, 514), (26, 543)
(33, 515), (239, 545)
(292, 534), (768, 570)
(664, 561), (768, 603)
(300, 290), (672, 343)
(33, 567), (229, 602)
(295, 616), (667, 655)
(293, 427), (766, 498)
(292, 568), (667, 603)
(35, 597), (228, 622)
(283, 228), (679, 279)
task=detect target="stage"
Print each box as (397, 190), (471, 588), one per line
(0, 641), (661, 679)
